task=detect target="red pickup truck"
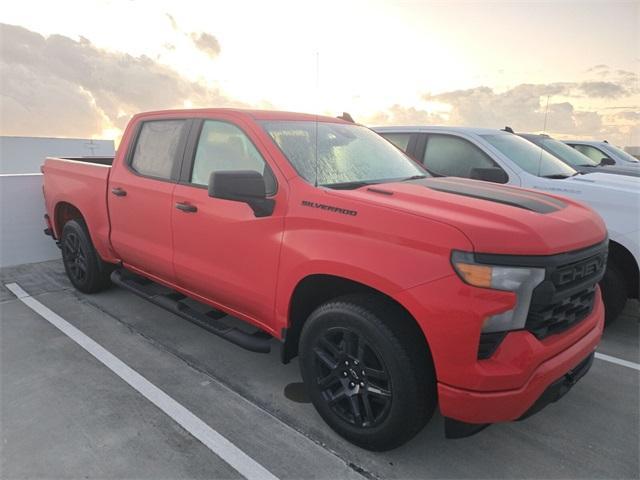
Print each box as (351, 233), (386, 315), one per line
(42, 108), (607, 450)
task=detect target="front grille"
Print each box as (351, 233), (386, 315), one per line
(526, 286), (596, 339)
(525, 245), (607, 340)
(474, 240), (608, 342)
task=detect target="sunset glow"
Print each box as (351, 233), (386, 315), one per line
(1, 0), (637, 147)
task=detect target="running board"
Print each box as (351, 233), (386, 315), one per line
(110, 269), (271, 353)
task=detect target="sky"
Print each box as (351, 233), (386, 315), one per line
(0, 0), (638, 147)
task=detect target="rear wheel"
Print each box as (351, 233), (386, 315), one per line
(600, 261), (628, 325)
(61, 219), (113, 293)
(298, 294), (436, 451)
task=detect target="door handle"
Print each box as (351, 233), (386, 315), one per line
(111, 187), (127, 197)
(175, 202), (197, 213)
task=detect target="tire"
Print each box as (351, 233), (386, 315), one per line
(298, 294), (436, 451)
(60, 219), (113, 293)
(600, 262), (628, 326)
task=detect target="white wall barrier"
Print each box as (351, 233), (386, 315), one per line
(0, 174), (61, 267)
(0, 136), (115, 268)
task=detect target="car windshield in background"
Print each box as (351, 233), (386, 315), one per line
(603, 143), (640, 164)
(538, 138), (600, 168)
(260, 121), (427, 188)
(483, 134), (577, 178)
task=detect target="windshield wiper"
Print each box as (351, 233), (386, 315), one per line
(399, 174), (428, 181)
(322, 180), (381, 190)
(322, 174), (428, 190)
(542, 174), (572, 179)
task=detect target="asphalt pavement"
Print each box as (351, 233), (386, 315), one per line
(1, 260), (638, 479)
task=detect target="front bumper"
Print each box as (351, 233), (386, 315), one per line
(437, 296), (603, 426)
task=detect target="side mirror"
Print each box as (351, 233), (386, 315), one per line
(600, 157), (615, 166)
(470, 167), (509, 184)
(208, 170), (275, 217)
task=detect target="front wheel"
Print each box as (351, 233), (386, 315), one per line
(61, 219), (113, 293)
(298, 294), (436, 451)
(600, 261), (628, 325)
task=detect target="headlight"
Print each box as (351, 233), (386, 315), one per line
(451, 251), (545, 333)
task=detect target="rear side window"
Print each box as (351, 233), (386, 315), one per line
(130, 120), (187, 179)
(571, 144), (610, 163)
(423, 134), (500, 179)
(380, 133), (411, 152)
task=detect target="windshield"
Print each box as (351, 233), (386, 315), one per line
(482, 134), (577, 178)
(261, 121), (427, 187)
(537, 137), (599, 167)
(602, 143), (640, 164)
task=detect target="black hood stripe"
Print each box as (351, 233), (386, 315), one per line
(435, 177), (568, 208)
(412, 177), (566, 214)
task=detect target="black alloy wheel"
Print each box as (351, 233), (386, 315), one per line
(299, 294), (436, 451)
(312, 327), (392, 428)
(62, 231), (88, 284)
(60, 219), (113, 293)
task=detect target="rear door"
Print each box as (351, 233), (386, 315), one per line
(108, 118), (191, 281)
(171, 116), (285, 328)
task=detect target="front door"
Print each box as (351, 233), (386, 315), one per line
(171, 117), (285, 329)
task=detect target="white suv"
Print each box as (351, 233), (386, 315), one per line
(375, 126), (639, 323)
(564, 140), (640, 167)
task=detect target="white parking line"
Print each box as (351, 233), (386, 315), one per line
(595, 352), (640, 372)
(4, 283), (279, 480)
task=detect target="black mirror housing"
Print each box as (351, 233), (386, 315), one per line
(470, 167), (509, 184)
(600, 157), (615, 166)
(208, 170), (275, 217)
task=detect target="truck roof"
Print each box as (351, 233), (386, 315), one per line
(562, 140), (608, 145)
(373, 125), (508, 135)
(131, 108), (350, 124)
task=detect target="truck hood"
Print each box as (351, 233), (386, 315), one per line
(578, 165), (640, 178)
(566, 171), (640, 193)
(336, 177), (607, 256)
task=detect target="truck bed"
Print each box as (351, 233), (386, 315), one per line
(49, 156), (115, 166)
(42, 156), (114, 262)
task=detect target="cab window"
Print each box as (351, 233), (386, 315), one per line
(571, 144), (611, 164)
(191, 120), (276, 194)
(423, 134), (505, 181)
(380, 133), (411, 152)
(130, 120), (187, 179)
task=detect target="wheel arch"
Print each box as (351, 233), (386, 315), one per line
(54, 201), (85, 236)
(609, 239), (639, 299)
(53, 201), (117, 264)
(281, 273), (432, 364)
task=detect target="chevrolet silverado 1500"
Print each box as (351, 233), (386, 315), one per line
(376, 125), (638, 324)
(43, 109), (606, 450)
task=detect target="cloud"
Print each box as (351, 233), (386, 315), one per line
(367, 74), (639, 145)
(166, 13), (178, 31)
(189, 32), (221, 58)
(0, 23), (240, 138)
(586, 64), (610, 76)
(165, 13), (221, 59)
(578, 81), (629, 98)
(366, 104), (446, 126)
(613, 110), (640, 122)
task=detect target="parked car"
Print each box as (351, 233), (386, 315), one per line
(564, 140), (640, 167)
(517, 133), (640, 177)
(375, 126), (639, 323)
(43, 109), (607, 450)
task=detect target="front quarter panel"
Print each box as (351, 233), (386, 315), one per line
(274, 179), (474, 333)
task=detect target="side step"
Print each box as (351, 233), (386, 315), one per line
(110, 269), (271, 353)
